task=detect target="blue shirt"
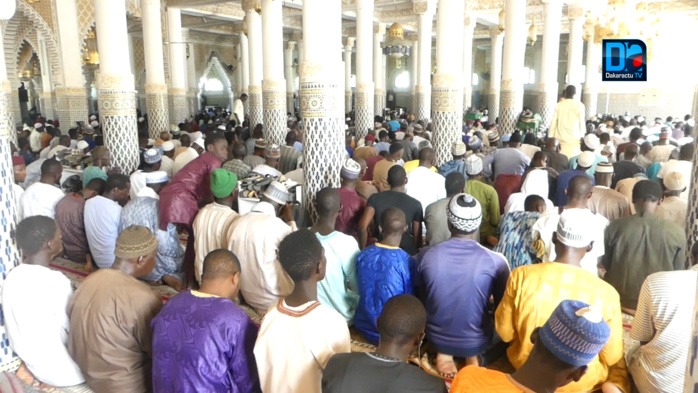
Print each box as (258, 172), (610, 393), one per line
(354, 243), (415, 345)
(415, 238), (509, 352)
(374, 142), (391, 153)
(482, 148), (531, 179)
(553, 170), (595, 207)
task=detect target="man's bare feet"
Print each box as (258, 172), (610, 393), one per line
(435, 352), (458, 379)
(163, 275), (184, 292)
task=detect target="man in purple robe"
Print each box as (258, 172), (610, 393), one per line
(151, 249), (261, 393)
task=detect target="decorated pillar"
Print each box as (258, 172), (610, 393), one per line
(410, 36), (419, 115)
(537, 0), (562, 126)
(499, 0), (527, 133)
(95, 0), (139, 173)
(142, 0), (169, 138)
(301, 0), (343, 221)
(414, 0), (435, 122)
(261, 0), (286, 145)
(55, 0), (88, 128)
(566, 4), (585, 99)
(36, 37), (54, 120)
(488, 26), (504, 122)
(244, 1), (264, 128)
(344, 38), (355, 114)
(432, 0), (464, 166)
(240, 32), (250, 117)
(185, 35), (198, 115)
(462, 16), (475, 113)
(0, 12), (21, 373)
(166, 8), (188, 123)
(355, 0), (374, 139)
(373, 23), (386, 116)
(284, 41), (296, 115)
(582, 28), (600, 119)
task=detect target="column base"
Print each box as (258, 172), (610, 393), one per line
(168, 88), (188, 125)
(262, 80), (288, 146)
(97, 73), (140, 175)
(248, 86), (263, 128)
(286, 92), (294, 115)
(582, 89), (597, 120)
(536, 89), (557, 128)
(355, 83), (374, 140)
(499, 88), (520, 134)
(415, 85), (431, 122)
(55, 87), (88, 131)
(146, 84), (170, 139)
(432, 76), (463, 167)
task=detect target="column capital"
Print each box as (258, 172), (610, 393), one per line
(413, 0), (435, 16)
(286, 41), (297, 50)
(489, 26), (503, 37)
(374, 22), (386, 35)
(344, 37), (356, 48)
(566, 4), (585, 20)
(242, 0), (261, 13)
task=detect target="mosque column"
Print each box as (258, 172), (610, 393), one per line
(142, 0), (169, 138)
(432, 0), (464, 167)
(240, 32), (250, 117)
(54, 0), (88, 128)
(462, 16), (475, 113)
(488, 26), (503, 122)
(344, 38), (355, 114)
(94, 0), (139, 174)
(499, 0), (527, 133)
(284, 41), (296, 115)
(300, 0), (343, 222)
(566, 4), (585, 100)
(354, 0), (374, 139)
(373, 23), (386, 116)
(261, 0), (286, 145)
(244, 1), (264, 128)
(414, 0), (435, 121)
(537, 0), (562, 127)
(409, 36), (418, 115)
(166, 8), (188, 124)
(185, 36), (198, 115)
(582, 35), (600, 119)
(0, 12), (22, 373)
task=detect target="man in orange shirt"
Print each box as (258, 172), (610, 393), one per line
(451, 300), (612, 393)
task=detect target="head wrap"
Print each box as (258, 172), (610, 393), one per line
(468, 136), (482, 150)
(583, 134), (600, 150)
(77, 140), (89, 150)
(255, 138), (268, 149)
(577, 151), (596, 168)
(82, 166), (108, 188)
(365, 134), (376, 142)
(263, 181), (291, 205)
(465, 155), (483, 176)
(115, 225), (158, 259)
(193, 138), (206, 150)
(595, 162), (614, 174)
(34, 122), (44, 130)
(210, 169), (238, 198)
(452, 141), (466, 156)
(555, 209), (596, 248)
(539, 299), (611, 367)
(12, 156), (25, 166)
(145, 171), (169, 185)
(143, 148), (162, 164)
(341, 158), (361, 180)
(663, 172), (686, 191)
(447, 194), (482, 233)
(265, 144), (281, 159)
(162, 141), (175, 152)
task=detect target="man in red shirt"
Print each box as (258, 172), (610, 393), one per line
(336, 159), (366, 239)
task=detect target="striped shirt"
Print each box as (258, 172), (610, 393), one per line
(629, 268), (697, 393)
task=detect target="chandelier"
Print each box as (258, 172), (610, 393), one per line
(382, 22), (412, 59)
(592, 0), (660, 60)
(527, 16), (537, 46)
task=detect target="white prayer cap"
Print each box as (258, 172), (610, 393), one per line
(217, 125), (226, 131)
(465, 155), (483, 176)
(147, 138), (155, 147)
(190, 131), (203, 142)
(162, 141), (175, 152)
(395, 132), (405, 141)
(447, 193), (482, 233)
(595, 162), (614, 174)
(452, 141), (466, 156)
(77, 140), (89, 150)
(555, 209), (596, 248)
(418, 140), (431, 151)
(90, 120), (99, 128)
(583, 134), (600, 150)
(663, 172), (686, 191)
(34, 122), (43, 129)
(145, 171), (169, 184)
(341, 158), (361, 180)
(89, 115), (97, 121)
(138, 117), (145, 123)
(23, 124), (31, 131)
(193, 138), (205, 149)
(263, 181), (292, 205)
(208, 120), (213, 124)
(577, 151), (596, 168)
(144, 148), (162, 164)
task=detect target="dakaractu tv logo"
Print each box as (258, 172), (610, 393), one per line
(602, 39), (647, 82)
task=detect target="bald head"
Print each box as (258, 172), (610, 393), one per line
(545, 138), (559, 151)
(378, 294), (427, 345)
(202, 249), (241, 281)
(380, 207), (406, 236)
(418, 147), (435, 165)
(567, 175), (593, 200)
(315, 187), (341, 216)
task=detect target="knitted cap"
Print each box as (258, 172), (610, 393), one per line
(211, 169), (238, 198)
(447, 193), (482, 233)
(465, 155), (483, 176)
(539, 300), (611, 367)
(488, 131), (500, 143)
(145, 171), (168, 185)
(115, 225), (158, 259)
(162, 141), (175, 152)
(452, 141), (466, 156)
(595, 162), (614, 174)
(365, 134), (376, 142)
(501, 133), (512, 143)
(12, 156), (24, 166)
(468, 136), (482, 150)
(193, 138), (205, 149)
(555, 209), (595, 248)
(82, 166), (108, 188)
(265, 144), (281, 159)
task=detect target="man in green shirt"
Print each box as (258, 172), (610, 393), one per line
(464, 155), (500, 246)
(603, 180), (686, 313)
